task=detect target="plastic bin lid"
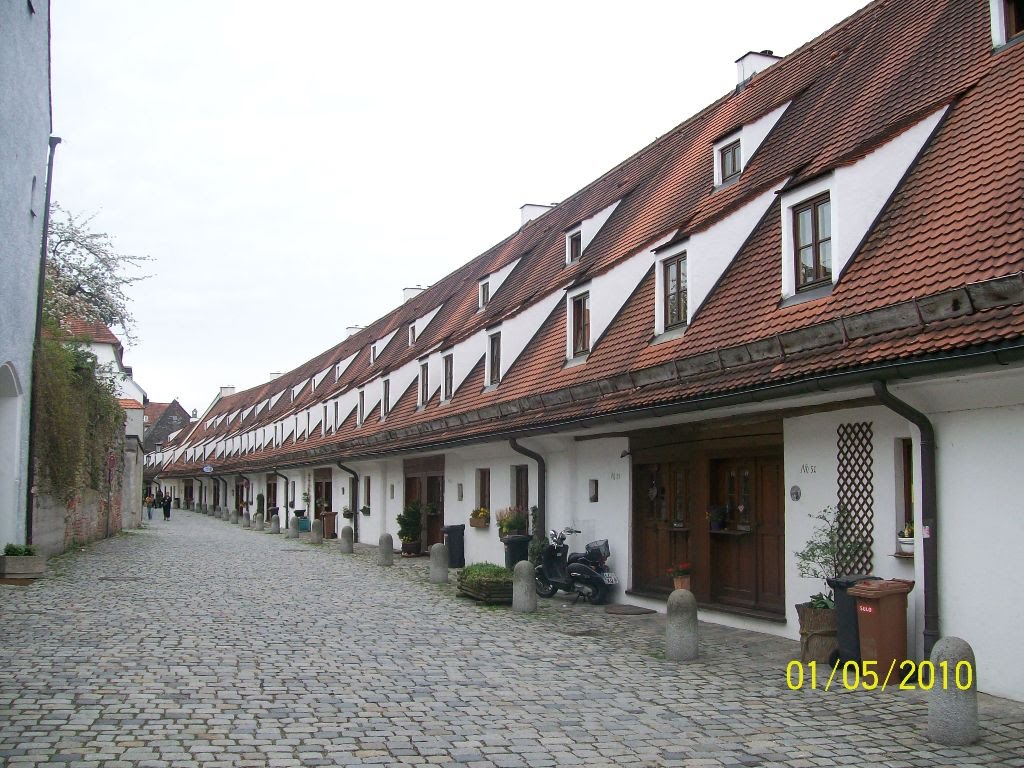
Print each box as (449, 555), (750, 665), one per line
(501, 534), (533, 543)
(827, 574), (881, 589)
(847, 578), (915, 597)
(442, 524), (466, 532)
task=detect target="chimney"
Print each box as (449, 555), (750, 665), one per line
(219, 386), (235, 399)
(520, 203), (554, 226)
(346, 326), (365, 338)
(735, 50), (780, 86)
(402, 286), (426, 302)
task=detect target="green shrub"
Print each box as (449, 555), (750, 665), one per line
(4, 543), (36, 557)
(397, 500), (423, 543)
(459, 561), (512, 587)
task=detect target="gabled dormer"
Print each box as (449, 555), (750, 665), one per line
(712, 100), (790, 189)
(478, 258), (520, 311)
(563, 198), (621, 266)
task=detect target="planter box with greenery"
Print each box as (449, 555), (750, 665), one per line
(397, 500), (424, 555)
(457, 562), (513, 604)
(1, 544), (45, 578)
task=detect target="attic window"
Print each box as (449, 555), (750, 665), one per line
(408, 325), (416, 346)
(479, 281), (490, 309)
(381, 379), (390, 418)
(1006, 0), (1024, 38)
(663, 253), (688, 329)
(488, 332), (502, 385)
(794, 193), (832, 290)
(358, 390), (365, 425)
(419, 362), (429, 406)
(442, 353), (454, 401)
(570, 293), (590, 356)
(566, 230), (582, 264)
(720, 140), (741, 182)
(370, 344), (378, 364)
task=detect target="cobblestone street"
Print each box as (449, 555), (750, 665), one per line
(1, 512), (1022, 767)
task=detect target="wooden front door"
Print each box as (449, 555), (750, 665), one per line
(313, 468), (332, 516)
(709, 457), (784, 614)
(633, 462), (694, 593)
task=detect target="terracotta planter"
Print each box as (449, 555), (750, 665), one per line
(672, 575), (691, 591)
(469, 517), (489, 528)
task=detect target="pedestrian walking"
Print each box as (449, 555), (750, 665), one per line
(162, 494), (172, 520)
(145, 494), (154, 520)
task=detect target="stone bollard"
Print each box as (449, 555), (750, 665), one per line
(254, 512), (264, 531)
(927, 637), (978, 745)
(666, 589), (699, 661)
(377, 533), (394, 566)
(429, 543), (449, 584)
(311, 519), (323, 545)
(287, 517), (299, 539)
(339, 526), (354, 553)
(243, 512), (251, 529)
(269, 515), (281, 534)
(512, 560), (537, 613)
(230, 510), (239, 525)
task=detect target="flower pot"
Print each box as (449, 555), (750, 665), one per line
(469, 517), (489, 528)
(401, 540), (421, 556)
(897, 536), (914, 554)
(672, 575), (691, 591)
(796, 602), (839, 663)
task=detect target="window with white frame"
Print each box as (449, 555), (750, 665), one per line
(419, 362), (429, 406)
(713, 132), (743, 186)
(358, 390), (365, 425)
(442, 353), (454, 401)
(488, 332), (502, 385)
(381, 379), (390, 418)
(479, 280), (490, 309)
(570, 292), (590, 356)
(370, 344), (377, 364)
(566, 229), (582, 264)
(793, 192), (832, 290)
(408, 325), (416, 346)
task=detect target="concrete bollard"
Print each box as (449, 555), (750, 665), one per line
(253, 512), (264, 531)
(927, 636), (978, 745)
(512, 560), (537, 613)
(286, 517), (299, 539)
(269, 515), (281, 534)
(666, 589), (699, 661)
(429, 543), (449, 583)
(242, 512), (251, 529)
(377, 533), (394, 566)
(339, 526), (354, 553)
(311, 519), (323, 545)
(230, 510), (239, 525)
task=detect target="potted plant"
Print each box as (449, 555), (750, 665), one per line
(469, 507), (490, 528)
(0, 543), (45, 579)
(396, 500), (423, 555)
(897, 522), (914, 554)
(666, 561), (692, 591)
(707, 505), (728, 531)
(457, 562), (513, 604)
(496, 507), (528, 537)
(794, 505), (866, 663)
(360, 505), (371, 516)
(342, 506), (354, 519)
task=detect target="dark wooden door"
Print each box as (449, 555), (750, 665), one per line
(710, 456), (784, 614)
(633, 462), (693, 593)
(425, 474), (444, 545)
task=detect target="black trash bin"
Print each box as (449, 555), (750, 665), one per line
(827, 574), (881, 663)
(442, 524), (466, 568)
(501, 534), (532, 570)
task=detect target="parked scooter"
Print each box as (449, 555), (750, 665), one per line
(535, 527), (616, 604)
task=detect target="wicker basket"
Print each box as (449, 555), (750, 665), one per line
(796, 602), (839, 663)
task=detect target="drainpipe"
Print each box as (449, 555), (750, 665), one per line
(269, 469), (290, 527)
(336, 461), (359, 542)
(24, 136), (61, 545)
(510, 439), (546, 536)
(872, 381), (938, 656)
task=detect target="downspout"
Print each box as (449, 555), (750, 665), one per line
(510, 439), (546, 536)
(24, 135), (61, 545)
(336, 461), (359, 542)
(269, 469), (290, 527)
(872, 381), (939, 656)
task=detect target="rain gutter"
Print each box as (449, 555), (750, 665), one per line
(336, 461), (359, 542)
(872, 381), (939, 657)
(269, 469), (290, 527)
(509, 439), (546, 537)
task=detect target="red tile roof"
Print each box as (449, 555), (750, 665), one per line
(155, 0), (1024, 477)
(61, 317), (121, 346)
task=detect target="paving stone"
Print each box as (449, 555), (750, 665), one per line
(1, 513), (1022, 766)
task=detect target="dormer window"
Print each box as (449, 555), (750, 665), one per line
(566, 229), (582, 264)
(370, 344), (377, 364)
(408, 325), (416, 346)
(357, 390), (365, 425)
(442, 353), (454, 401)
(720, 140), (741, 183)
(381, 379), (390, 418)
(993, 0), (1024, 45)
(570, 292), (590, 357)
(488, 332), (502, 385)
(479, 280), (490, 309)
(794, 193), (832, 290)
(664, 253), (688, 329)
(419, 362), (429, 406)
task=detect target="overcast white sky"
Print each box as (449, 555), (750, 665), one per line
(51, 0), (867, 416)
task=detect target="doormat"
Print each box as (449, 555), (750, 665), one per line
(605, 604), (657, 615)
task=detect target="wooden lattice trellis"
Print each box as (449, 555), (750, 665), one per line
(836, 422), (874, 574)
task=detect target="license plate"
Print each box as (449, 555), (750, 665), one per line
(602, 571), (618, 585)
